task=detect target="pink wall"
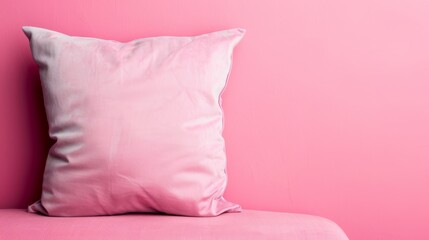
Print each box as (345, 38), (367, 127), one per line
(1, 0), (428, 239)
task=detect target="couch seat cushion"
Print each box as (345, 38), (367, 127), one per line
(0, 209), (348, 240)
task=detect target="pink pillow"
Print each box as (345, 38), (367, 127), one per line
(23, 26), (244, 217)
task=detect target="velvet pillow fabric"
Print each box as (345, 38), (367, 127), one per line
(23, 26), (244, 217)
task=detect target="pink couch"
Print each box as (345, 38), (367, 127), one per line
(0, 209), (348, 239)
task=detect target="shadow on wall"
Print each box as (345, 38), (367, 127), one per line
(15, 58), (52, 207)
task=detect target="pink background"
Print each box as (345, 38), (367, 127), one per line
(0, 0), (428, 239)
